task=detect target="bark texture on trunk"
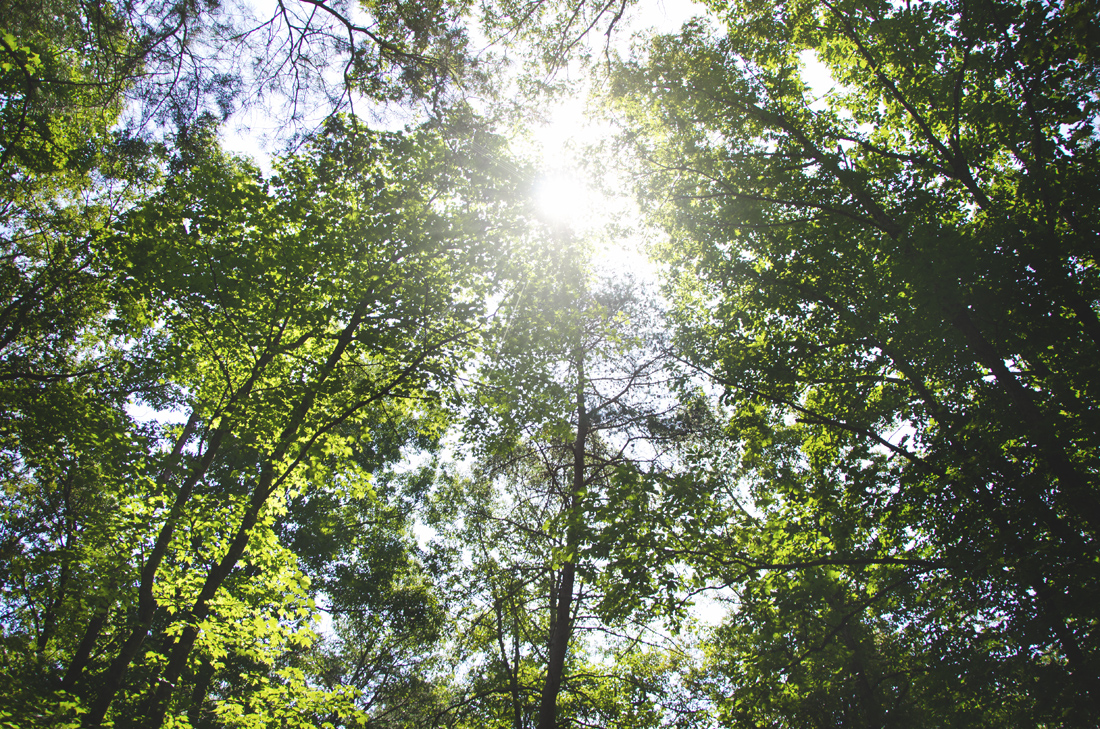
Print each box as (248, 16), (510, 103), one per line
(537, 347), (587, 729)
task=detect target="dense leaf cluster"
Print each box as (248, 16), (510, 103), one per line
(1, 0), (1098, 727)
(612, 0), (1100, 724)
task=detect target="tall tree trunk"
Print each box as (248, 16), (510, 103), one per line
(186, 659), (216, 728)
(493, 594), (523, 729)
(60, 405), (200, 698)
(85, 408), (222, 727)
(537, 347), (587, 729)
(138, 304), (380, 725)
(144, 466), (275, 724)
(949, 307), (1100, 537)
(85, 328), (295, 725)
(60, 610), (107, 693)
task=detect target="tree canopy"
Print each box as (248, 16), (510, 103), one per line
(1, 0), (1098, 727)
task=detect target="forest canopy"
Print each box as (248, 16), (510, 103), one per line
(1, 0), (1098, 727)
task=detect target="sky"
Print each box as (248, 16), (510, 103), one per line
(219, 0), (710, 162)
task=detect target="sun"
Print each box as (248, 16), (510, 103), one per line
(535, 169), (593, 230)
(522, 84), (656, 281)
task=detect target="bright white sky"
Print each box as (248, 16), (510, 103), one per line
(221, 0), (711, 164)
(222, 0), (835, 239)
(522, 3), (837, 277)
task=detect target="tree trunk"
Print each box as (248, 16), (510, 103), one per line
(950, 307), (1100, 537)
(60, 610), (106, 692)
(144, 466), (275, 725)
(537, 346), (587, 729)
(138, 305), (372, 725)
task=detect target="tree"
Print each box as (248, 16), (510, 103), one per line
(611, 0), (1100, 723)
(0, 1), (687, 726)
(438, 239), (691, 728)
(278, 415), (453, 728)
(0, 0), (473, 140)
(0, 114), (524, 727)
(0, 9), (166, 725)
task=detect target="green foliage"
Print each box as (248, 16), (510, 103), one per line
(5, 0), (1099, 725)
(0, 0), (132, 184)
(440, 242), (696, 727)
(611, 0), (1100, 724)
(0, 105), (526, 726)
